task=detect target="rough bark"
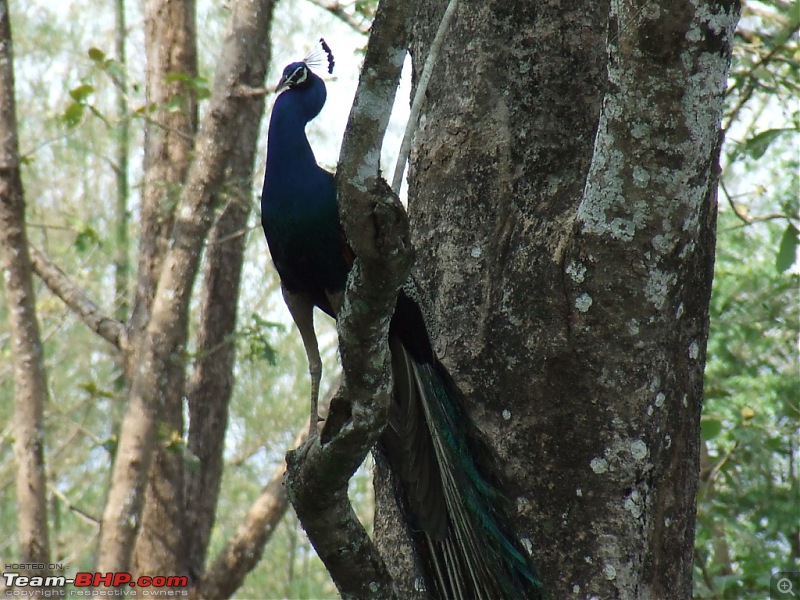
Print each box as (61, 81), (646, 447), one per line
(283, 0), (413, 597)
(131, 0), (199, 577)
(182, 197), (249, 578)
(404, 0), (738, 598)
(0, 0), (51, 576)
(562, 2), (738, 596)
(97, 0), (278, 572)
(128, 0), (198, 346)
(183, 48), (275, 570)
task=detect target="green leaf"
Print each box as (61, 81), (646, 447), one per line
(62, 102), (85, 127)
(78, 381), (115, 399)
(103, 59), (125, 84)
(87, 47), (106, 62)
(776, 224), (798, 273)
(238, 313), (283, 364)
(183, 448), (201, 472)
(74, 224), (102, 252)
(68, 83), (95, 102)
(743, 128), (793, 160)
(164, 97), (184, 113)
(164, 72), (192, 84)
(100, 435), (118, 455)
(700, 417), (723, 441)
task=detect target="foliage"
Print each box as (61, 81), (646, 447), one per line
(1, 0), (371, 597)
(0, 0), (796, 597)
(694, 1), (800, 597)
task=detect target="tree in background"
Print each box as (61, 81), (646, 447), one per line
(0, 0), (796, 599)
(695, 1), (799, 596)
(267, 0), (745, 597)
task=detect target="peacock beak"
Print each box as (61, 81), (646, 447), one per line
(276, 75), (290, 94)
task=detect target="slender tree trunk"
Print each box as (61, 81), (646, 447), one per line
(97, 0), (279, 574)
(113, 0), (130, 324)
(183, 48), (276, 570)
(399, 0), (739, 597)
(131, 0), (198, 577)
(129, 0), (198, 345)
(0, 0), (51, 578)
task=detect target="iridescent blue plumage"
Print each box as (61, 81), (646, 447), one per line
(262, 61), (349, 313)
(260, 40), (543, 600)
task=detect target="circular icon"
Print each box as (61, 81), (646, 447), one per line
(778, 578), (796, 597)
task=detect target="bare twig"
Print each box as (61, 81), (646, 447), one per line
(719, 178), (751, 225)
(719, 178), (799, 229)
(194, 431), (306, 600)
(234, 83), (279, 97)
(51, 487), (100, 527)
(391, 0), (458, 194)
(306, 0), (370, 34)
(723, 19), (800, 131)
(29, 246), (126, 351)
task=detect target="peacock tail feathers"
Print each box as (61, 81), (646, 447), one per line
(384, 338), (544, 600)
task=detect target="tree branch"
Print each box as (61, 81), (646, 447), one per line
(306, 0), (371, 34)
(283, 0), (413, 597)
(29, 246), (126, 351)
(193, 431), (305, 600)
(0, 0), (51, 572)
(391, 0), (458, 194)
(97, 0), (277, 572)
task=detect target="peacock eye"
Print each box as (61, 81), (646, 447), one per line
(292, 66), (308, 86)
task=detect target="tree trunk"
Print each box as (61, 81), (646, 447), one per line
(97, 0), (278, 574)
(113, 0), (130, 324)
(0, 0), (51, 578)
(396, 0), (740, 597)
(129, 0), (198, 344)
(183, 37), (276, 570)
(131, 0), (198, 577)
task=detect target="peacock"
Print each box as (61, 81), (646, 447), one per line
(260, 39), (543, 600)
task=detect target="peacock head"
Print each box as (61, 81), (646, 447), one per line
(275, 38), (334, 95)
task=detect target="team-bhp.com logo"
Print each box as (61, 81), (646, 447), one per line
(3, 567), (188, 597)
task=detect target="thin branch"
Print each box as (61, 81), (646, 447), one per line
(391, 0), (458, 194)
(138, 112), (197, 141)
(707, 441), (739, 487)
(29, 246), (126, 351)
(234, 83), (279, 97)
(306, 0), (370, 34)
(719, 178), (751, 225)
(720, 178), (800, 229)
(51, 487), (100, 528)
(204, 222), (259, 246)
(193, 431), (305, 600)
(284, 0), (414, 597)
(723, 19), (800, 131)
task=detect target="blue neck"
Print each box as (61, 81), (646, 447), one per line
(265, 74), (327, 187)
